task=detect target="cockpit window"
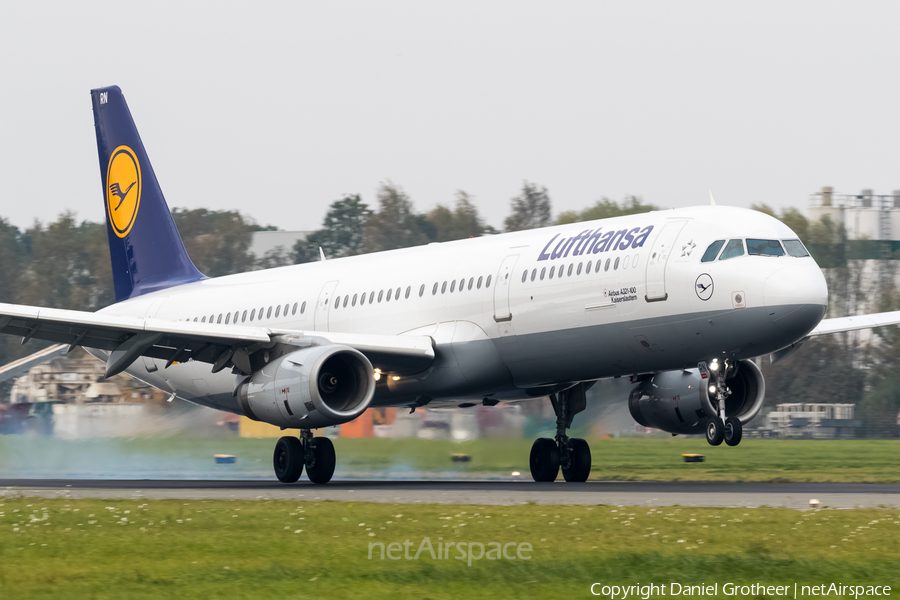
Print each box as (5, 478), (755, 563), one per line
(747, 239), (785, 257)
(782, 239), (810, 258)
(701, 240), (725, 262)
(718, 239), (745, 260)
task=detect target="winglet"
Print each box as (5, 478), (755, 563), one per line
(709, 191), (717, 206)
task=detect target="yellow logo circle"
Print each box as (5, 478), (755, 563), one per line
(106, 146), (141, 238)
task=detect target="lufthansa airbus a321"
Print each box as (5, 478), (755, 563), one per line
(1, 86), (895, 484)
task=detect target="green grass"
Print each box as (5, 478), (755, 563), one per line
(0, 498), (898, 599)
(1, 435), (898, 482)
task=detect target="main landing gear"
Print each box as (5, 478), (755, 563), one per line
(702, 358), (743, 447)
(273, 429), (336, 484)
(529, 383), (592, 483)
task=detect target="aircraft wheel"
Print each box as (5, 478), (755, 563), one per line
(706, 418), (725, 446)
(306, 437), (336, 484)
(274, 436), (304, 483)
(724, 416), (743, 447)
(529, 438), (560, 482)
(562, 438), (591, 483)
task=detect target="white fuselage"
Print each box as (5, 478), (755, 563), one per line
(94, 205), (828, 414)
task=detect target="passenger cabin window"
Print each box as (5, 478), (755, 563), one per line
(242, 310), (248, 322)
(486, 275), (492, 287)
(521, 271), (527, 283)
(783, 239), (809, 257)
(468, 278), (474, 290)
(747, 239), (785, 257)
(477, 276), (483, 289)
(292, 303), (298, 315)
(718, 239), (745, 260)
(301, 301), (306, 314)
(451, 280), (457, 292)
(701, 240), (725, 262)
(250, 309), (255, 321)
(343, 296), (349, 308)
(275, 305), (281, 318)
(334, 296), (341, 309)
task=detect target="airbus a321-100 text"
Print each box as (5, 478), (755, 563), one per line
(1, 87), (896, 484)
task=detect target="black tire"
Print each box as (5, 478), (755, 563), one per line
(529, 438), (560, 482)
(724, 416), (743, 447)
(274, 436), (304, 483)
(306, 437), (336, 484)
(706, 418), (724, 446)
(562, 438), (591, 483)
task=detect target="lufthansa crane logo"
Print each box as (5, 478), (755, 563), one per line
(106, 145), (141, 238)
(695, 273), (714, 301)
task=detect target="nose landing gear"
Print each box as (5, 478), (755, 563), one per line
(702, 358), (743, 447)
(273, 429), (337, 484)
(529, 383), (592, 482)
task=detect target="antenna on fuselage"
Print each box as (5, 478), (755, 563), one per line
(319, 247), (327, 261)
(709, 191), (717, 206)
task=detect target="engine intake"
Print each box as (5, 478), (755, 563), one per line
(628, 359), (765, 435)
(237, 345), (376, 429)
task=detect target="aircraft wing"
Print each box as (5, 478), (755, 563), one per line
(808, 310), (900, 337)
(769, 309), (900, 364)
(0, 303), (434, 378)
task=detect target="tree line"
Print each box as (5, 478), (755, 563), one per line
(0, 184), (897, 436)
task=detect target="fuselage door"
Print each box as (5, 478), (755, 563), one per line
(314, 280), (339, 331)
(644, 221), (687, 302)
(493, 254), (519, 325)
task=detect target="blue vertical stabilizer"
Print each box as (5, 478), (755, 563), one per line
(91, 86), (205, 302)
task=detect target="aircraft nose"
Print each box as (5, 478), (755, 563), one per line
(764, 263), (828, 338)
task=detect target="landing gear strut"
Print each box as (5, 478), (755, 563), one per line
(702, 358), (743, 447)
(529, 383), (592, 482)
(273, 430), (336, 484)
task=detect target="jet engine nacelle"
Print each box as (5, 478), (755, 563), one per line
(628, 359), (765, 435)
(237, 345), (376, 429)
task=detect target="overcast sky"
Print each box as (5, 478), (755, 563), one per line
(1, 1), (898, 232)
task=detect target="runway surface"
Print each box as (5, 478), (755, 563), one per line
(3, 479), (900, 508)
